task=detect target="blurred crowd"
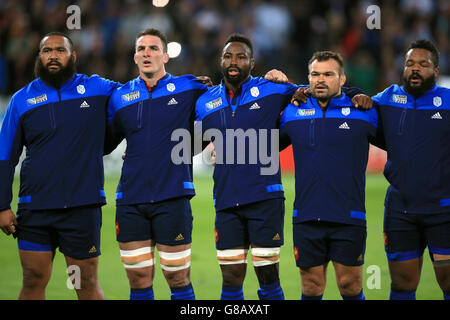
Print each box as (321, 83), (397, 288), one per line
(0, 0), (449, 98)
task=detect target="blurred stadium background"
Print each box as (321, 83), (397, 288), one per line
(0, 0), (449, 300)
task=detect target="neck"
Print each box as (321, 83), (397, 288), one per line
(140, 70), (166, 87)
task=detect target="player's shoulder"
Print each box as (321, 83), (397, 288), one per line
(109, 77), (143, 109)
(372, 84), (402, 104)
(75, 73), (119, 95)
(249, 76), (297, 93)
(9, 78), (46, 113)
(165, 73), (208, 91)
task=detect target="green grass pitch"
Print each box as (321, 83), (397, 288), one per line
(0, 173), (443, 300)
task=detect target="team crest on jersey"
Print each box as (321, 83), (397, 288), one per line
(296, 108), (315, 116)
(166, 83), (176, 92)
(77, 84), (86, 94)
(206, 97), (222, 110)
(122, 90), (140, 102)
(392, 94), (407, 104)
(27, 94), (47, 106)
(250, 86), (259, 97)
(433, 96), (442, 107)
(341, 107), (350, 116)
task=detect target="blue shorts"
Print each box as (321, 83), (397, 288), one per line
(116, 196), (193, 245)
(383, 209), (450, 262)
(214, 198), (284, 250)
(293, 221), (366, 268)
(15, 205), (102, 259)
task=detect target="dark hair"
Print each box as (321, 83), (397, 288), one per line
(40, 32), (74, 51)
(406, 39), (439, 67)
(224, 33), (253, 57)
(136, 28), (168, 52)
(308, 51), (344, 73)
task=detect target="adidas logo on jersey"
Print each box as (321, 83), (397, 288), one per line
(431, 112), (442, 119)
(249, 102), (261, 110)
(167, 98), (178, 105)
(80, 101), (90, 108)
(175, 233), (185, 241)
(339, 122), (350, 129)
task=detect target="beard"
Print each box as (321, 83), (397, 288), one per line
(402, 72), (436, 97)
(222, 66), (250, 87)
(34, 56), (76, 89)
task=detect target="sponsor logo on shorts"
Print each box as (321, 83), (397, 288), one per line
(89, 245), (97, 254)
(115, 222), (120, 235)
(272, 233), (281, 241)
(294, 246), (299, 260)
(175, 233), (185, 241)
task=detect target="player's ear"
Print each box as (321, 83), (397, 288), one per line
(339, 72), (346, 87)
(163, 52), (169, 64)
(71, 50), (77, 64)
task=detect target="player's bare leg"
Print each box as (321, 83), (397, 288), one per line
(65, 255), (104, 300)
(18, 250), (54, 300)
(217, 246), (248, 299)
(252, 246), (284, 299)
(388, 257), (422, 299)
(432, 253), (450, 298)
(119, 240), (155, 299)
(333, 262), (364, 298)
(158, 243), (195, 299)
(299, 263), (327, 299)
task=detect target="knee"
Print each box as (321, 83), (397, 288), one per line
(217, 249), (248, 286)
(300, 269), (325, 296)
(221, 264), (247, 286)
(126, 268), (153, 288)
(336, 273), (362, 296)
(163, 269), (190, 288)
(22, 266), (51, 288)
(435, 267), (450, 292)
(390, 271), (420, 292)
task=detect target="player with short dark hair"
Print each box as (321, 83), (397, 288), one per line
(373, 39), (450, 300)
(105, 28), (210, 300)
(0, 32), (118, 299)
(280, 51), (382, 300)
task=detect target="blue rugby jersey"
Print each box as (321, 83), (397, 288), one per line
(280, 93), (380, 226)
(105, 74), (208, 205)
(373, 84), (450, 214)
(0, 74), (118, 211)
(195, 76), (299, 211)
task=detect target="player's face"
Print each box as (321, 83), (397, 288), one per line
(39, 35), (75, 73)
(308, 59), (346, 101)
(403, 48), (438, 95)
(134, 35), (169, 78)
(221, 42), (254, 86)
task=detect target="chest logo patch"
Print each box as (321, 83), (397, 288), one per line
(77, 84), (86, 94)
(341, 107), (350, 116)
(250, 86), (260, 97)
(433, 96), (442, 107)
